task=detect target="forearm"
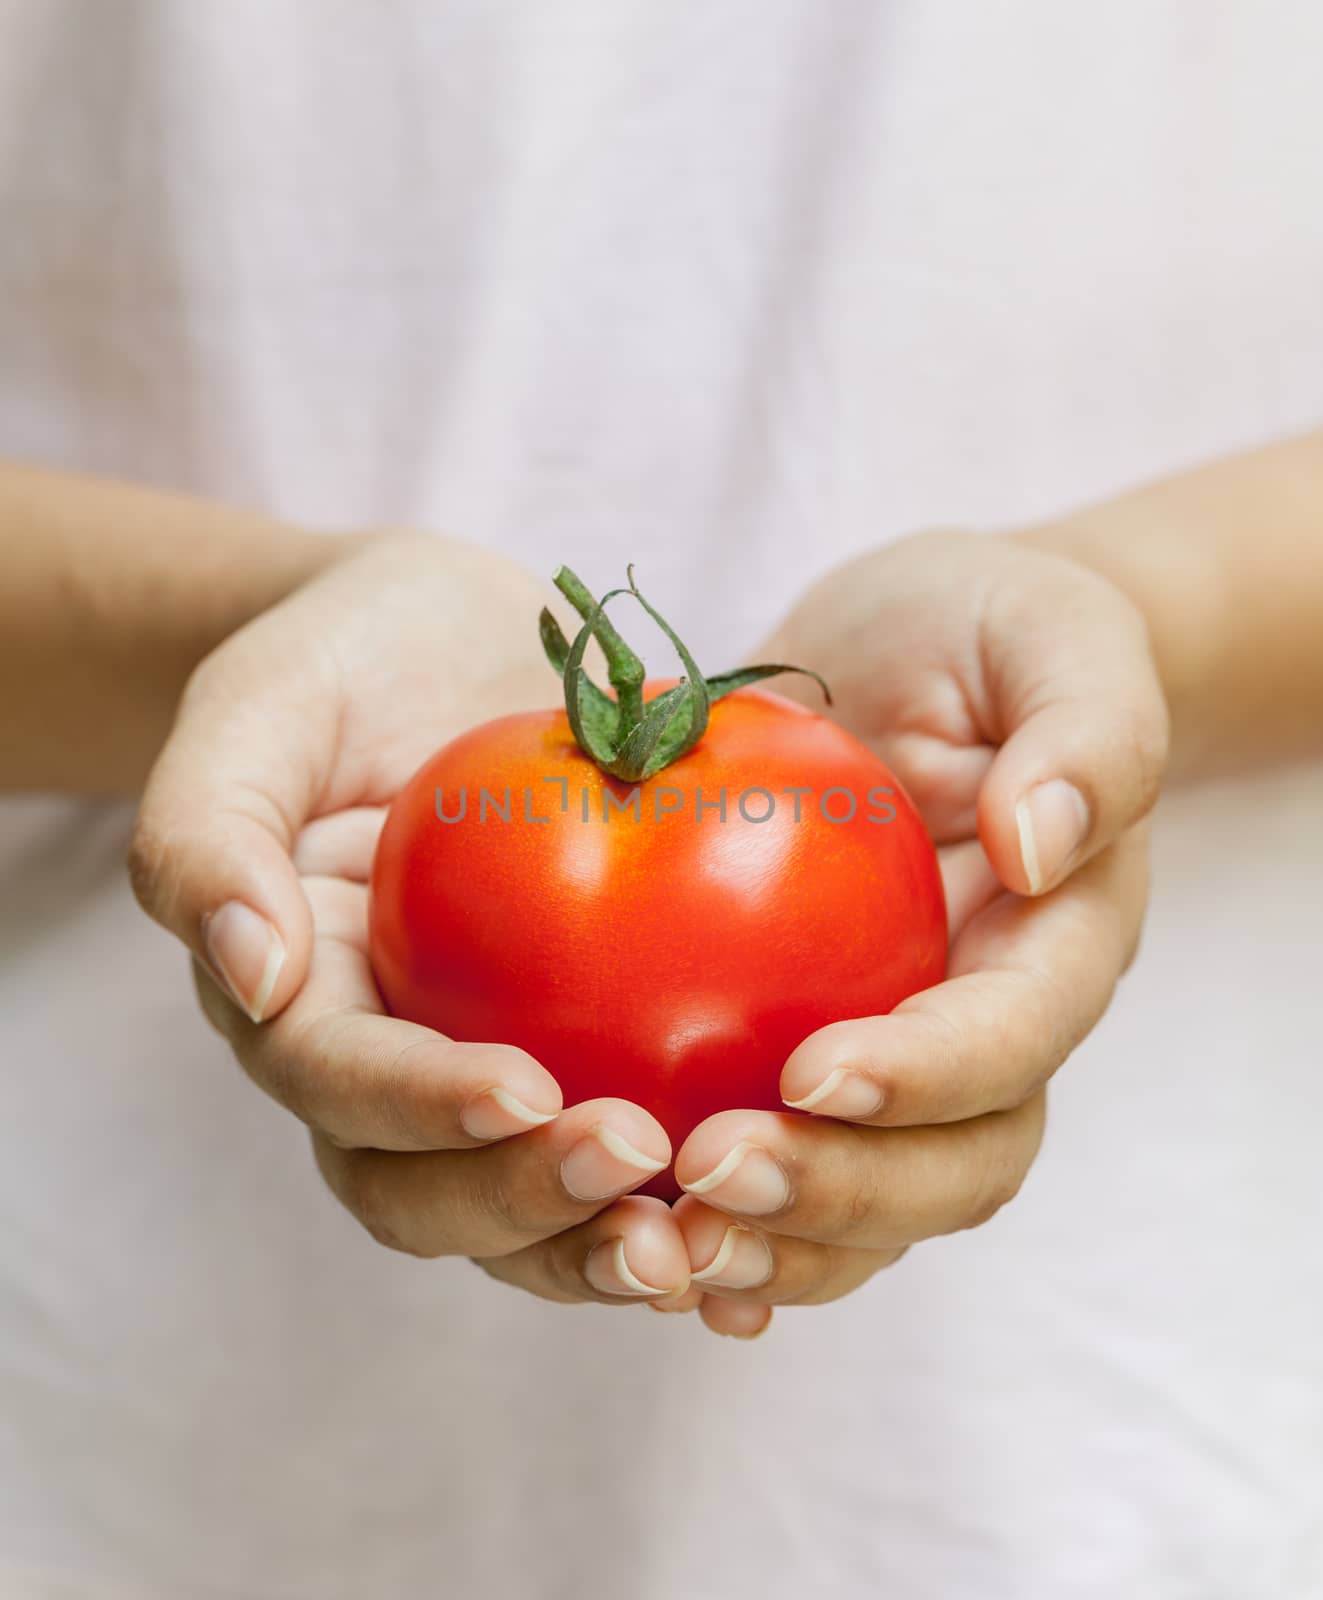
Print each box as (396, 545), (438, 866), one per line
(0, 461), (358, 793)
(1016, 431), (1323, 781)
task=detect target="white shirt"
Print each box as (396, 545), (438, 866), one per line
(2, 3), (1321, 1595)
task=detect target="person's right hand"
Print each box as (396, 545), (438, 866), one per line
(128, 532), (692, 1306)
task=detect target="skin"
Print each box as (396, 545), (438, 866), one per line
(669, 431), (1323, 1337)
(668, 535), (1160, 1333)
(0, 461), (347, 792)
(3, 434), (1322, 1336)
(129, 532), (701, 1305)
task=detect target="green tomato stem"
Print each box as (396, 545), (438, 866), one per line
(539, 565), (833, 780)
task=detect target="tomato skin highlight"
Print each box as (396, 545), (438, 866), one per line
(368, 684), (947, 1200)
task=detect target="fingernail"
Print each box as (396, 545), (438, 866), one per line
(584, 1237), (670, 1297)
(560, 1122), (667, 1202)
(691, 1223), (774, 1289)
(783, 1067), (883, 1119)
(201, 901), (285, 1023)
(1014, 780), (1089, 893)
(682, 1142), (789, 1215)
(459, 1087), (558, 1141)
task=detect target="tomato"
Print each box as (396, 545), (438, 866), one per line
(368, 571), (946, 1200)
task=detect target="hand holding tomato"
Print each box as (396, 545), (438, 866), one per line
(131, 526), (1168, 1339)
(662, 530), (1167, 1337)
(130, 533), (695, 1305)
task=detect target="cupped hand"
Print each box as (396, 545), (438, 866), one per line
(665, 531), (1168, 1338)
(129, 532), (691, 1306)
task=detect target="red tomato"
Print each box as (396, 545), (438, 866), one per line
(369, 680), (947, 1200)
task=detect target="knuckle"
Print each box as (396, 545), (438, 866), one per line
(450, 1162), (539, 1256)
(962, 1174), (1018, 1231)
(341, 1157), (437, 1259)
(1126, 702), (1170, 816)
(253, 1038), (308, 1122)
(254, 1007), (337, 1125)
(475, 1251), (578, 1304)
(797, 1245), (848, 1305)
(845, 1178), (874, 1235)
(378, 1037), (459, 1145)
(961, 1135), (1028, 1232)
(337, 1154), (390, 1240)
(763, 1262), (820, 1308)
(793, 1242), (907, 1306)
(125, 815), (171, 917)
(818, 1127), (881, 1245)
(912, 1007), (972, 1114)
(1020, 955), (1099, 1078)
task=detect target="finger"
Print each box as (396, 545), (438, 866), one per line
(698, 1299), (774, 1340)
(647, 1284), (705, 1315)
(976, 556), (1169, 894)
(673, 1195), (905, 1306)
(781, 826), (1149, 1126)
(477, 1196), (690, 1305)
(874, 731), (993, 845)
(292, 807), (386, 881)
(194, 876), (563, 1150)
(937, 838), (1003, 940)
(312, 1096), (673, 1259)
(128, 647), (338, 1020)
(199, 957), (563, 1150)
(673, 1095), (1046, 1251)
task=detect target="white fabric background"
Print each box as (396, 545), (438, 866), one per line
(1, 3), (1321, 1596)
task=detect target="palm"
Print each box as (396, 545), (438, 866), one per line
(214, 533), (563, 823)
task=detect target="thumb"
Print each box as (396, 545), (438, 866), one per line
(127, 649), (332, 1021)
(976, 557), (1170, 896)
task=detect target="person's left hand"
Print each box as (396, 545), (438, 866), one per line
(658, 530), (1165, 1339)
